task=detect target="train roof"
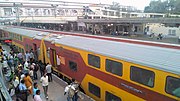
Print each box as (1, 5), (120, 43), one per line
(0, 26), (49, 38)
(1, 26), (180, 75)
(48, 35), (180, 75)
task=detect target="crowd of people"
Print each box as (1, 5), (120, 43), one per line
(0, 46), (53, 101)
(0, 45), (81, 101)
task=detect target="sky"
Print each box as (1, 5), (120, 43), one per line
(0, 0), (151, 10)
(65, 0), (151, 10)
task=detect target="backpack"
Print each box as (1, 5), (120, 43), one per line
(68, 86), (75, 98)
(40, 64), (45, 71)
(34, 64), (39, 72)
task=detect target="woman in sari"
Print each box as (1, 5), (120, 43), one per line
(23, 72), (33, 94)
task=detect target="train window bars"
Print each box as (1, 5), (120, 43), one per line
(20, 35), (22, 41)
(130, 66), (155, 87)
(88, 82), (101, 98)
(69, 61), (78, 71)
(88, 54), (100, 68)
(106, 59), (123, 76)
(165, 76), (180, 98)
(105, 91), (121, 101)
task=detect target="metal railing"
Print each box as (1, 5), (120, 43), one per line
(77, 17), (180, 24)
(0, 63), (12, 101)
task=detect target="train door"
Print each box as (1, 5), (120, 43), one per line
(50, 48), (57, 67)
(33, 43), (38, 61)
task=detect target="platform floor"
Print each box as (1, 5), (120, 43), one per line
(1, 44), (93, 101)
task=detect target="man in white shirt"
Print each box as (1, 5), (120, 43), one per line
(40, 73), (49, 99)
(29, 51), (34, 63)
(25, 51), (30, 62)
(34, 90), (42, 101)
(13, 76), (19, 88)
(20, 73), (25, 81)
(3, 50), (8, 57)
(2, 58), (8, 73)
(46, 63), (52, 82)
(24, 61), (29, 72)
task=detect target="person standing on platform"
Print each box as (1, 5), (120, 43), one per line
(18, 80), (28, 101)
(24, 73), (33, 94)
(8, 54), (14, 70)
(25, 51), (30, 62)
(39, 60), (45, 77)
(34, 90), (42, 101)
(13, 76), (20, 89)
(64, 84), (73, 101)
(40, 73), (49, 99)
(64, 79), (80, 101)
(24, 61), (30, 73)
(3, 49), (8, 58)
(29, 67), (34, 80)
(29, 49), (34, 64)
(2, 58), (9, 74)
(13, 55), (19, 68)
(46, 63), (52, 82)
(33, 82), (39, 98)
(17, 52), (23, 64)
(33, 62), (39, 80)
(71, 79), (79, 101)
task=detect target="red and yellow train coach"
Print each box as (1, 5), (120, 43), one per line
(0, 26), (180, 101)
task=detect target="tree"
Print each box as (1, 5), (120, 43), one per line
(110, 2), (120, 10)
(144, 0), (180, 14)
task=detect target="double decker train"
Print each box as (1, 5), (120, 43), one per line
(0, 26), (179, 101)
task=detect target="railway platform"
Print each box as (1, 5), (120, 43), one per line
(0, 44), (94, 101)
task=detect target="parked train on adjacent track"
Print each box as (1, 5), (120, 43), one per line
(0, 26), (180, 101)
(12, 26), (180, 50)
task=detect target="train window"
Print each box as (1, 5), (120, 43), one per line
(14, 34), (16, 39)
(18, 47), (21, 52)
(9, 33), (12, 38)
(88, 54), (100, 68)
(89, 82), (101, 98)
(69, 61), (77, 71)
(15, 34), (18, 40)
(21, 48), (24, 53)
(106, 59), (123, 76)
(17, 34), (19, 40)
(130, 66), (155, 87)
(12, 33), (15, 39)
(29, 45), (32, 50)
(165, 76), (180, 98)
(20, 35), (22, 41)
(26, 44), (29, 50)
(105, 91), (121, 101)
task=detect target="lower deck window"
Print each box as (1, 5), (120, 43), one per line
(130, 66), (155, 87)
(88, 82), (100, 98)
(105, 91), (121, 101)
(166, 76), (180, 98)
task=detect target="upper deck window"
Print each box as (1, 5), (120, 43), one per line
(130, 66), (155, 87)
(106, 59), (123, 76)
(88, 54), (100, 68)
(166, 76), (180, 98)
